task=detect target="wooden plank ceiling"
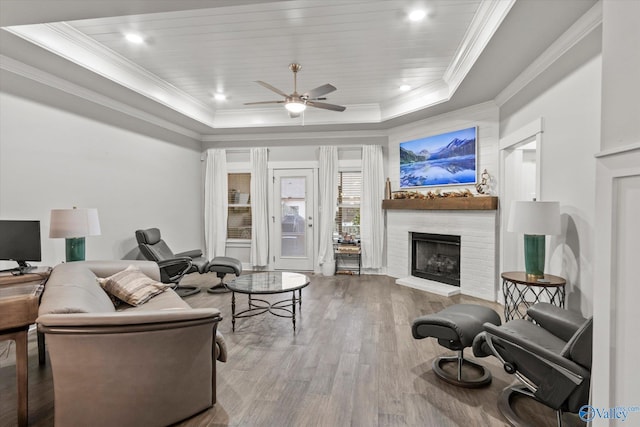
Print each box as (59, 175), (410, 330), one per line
(66, 0), (480, 111)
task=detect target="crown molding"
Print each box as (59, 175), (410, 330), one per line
(213, 104), (381, 128)
(202, 129), (387, 143)
(595, 142), (640, 159)
(0, 54), (201, 140)
(380, 80), (450, 121)
(444, 0), (516, 96)
(495, 1), (603, 107)
(5, 22), (218, 128)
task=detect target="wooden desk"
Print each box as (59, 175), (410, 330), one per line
(0, 267), (50, 427)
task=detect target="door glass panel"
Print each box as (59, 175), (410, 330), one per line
(280, 177), (306, 257)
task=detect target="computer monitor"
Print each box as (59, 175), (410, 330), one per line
(0, 220), (42, 274)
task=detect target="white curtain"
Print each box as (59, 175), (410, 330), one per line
(360, 145), (385, 269)
(250, 147), (269, 267)
(204, 149), (228, 260)
(317, 146), (338, 267)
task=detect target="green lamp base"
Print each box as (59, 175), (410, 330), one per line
(524, 234), (546, 278)
(65, 237), (86, 262)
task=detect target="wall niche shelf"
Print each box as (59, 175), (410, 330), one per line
(382, 196), (498, 211)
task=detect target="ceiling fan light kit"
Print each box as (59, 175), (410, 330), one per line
(245, 63), (346, 117)
(285, 100), (306, 113)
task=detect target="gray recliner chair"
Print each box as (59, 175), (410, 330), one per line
(135, 228), (204, 297)
(135, 228), (242, 295)
(472, 302), (592, 427)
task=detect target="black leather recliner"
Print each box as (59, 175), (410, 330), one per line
(472, 302), (592, 427)
(135, 227), (243, 295)
(135, 228), (204, 297)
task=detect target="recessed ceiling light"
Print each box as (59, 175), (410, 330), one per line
(408, 10), (427, 22)
(400, 84), (411, 92)
(125, 33), (144, 44)
(214, 93), (227, 101)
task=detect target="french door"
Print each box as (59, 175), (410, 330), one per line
(271, 169), (315, 271)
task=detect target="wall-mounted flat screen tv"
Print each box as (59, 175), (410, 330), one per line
(399, 126), (477, 189)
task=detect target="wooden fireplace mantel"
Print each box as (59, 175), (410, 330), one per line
(382, 196), (498, 211)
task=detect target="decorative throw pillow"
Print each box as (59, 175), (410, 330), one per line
(97, 265), (169, 306)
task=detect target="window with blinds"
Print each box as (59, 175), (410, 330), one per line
(227, 173), (252, 240)
(335, 171), (361, 241)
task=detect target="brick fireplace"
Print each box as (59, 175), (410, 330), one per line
(385, 203), (498, 301)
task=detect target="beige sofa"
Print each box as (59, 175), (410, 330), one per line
(37, 260), (225, 427)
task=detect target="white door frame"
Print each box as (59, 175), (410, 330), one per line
(269, 167), (318, 271)
(499, 118), (543, 300)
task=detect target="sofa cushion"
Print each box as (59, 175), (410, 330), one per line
(120, 288), (191, 312)
(40, 265), (116, 314)
(98, 265), (169, 306)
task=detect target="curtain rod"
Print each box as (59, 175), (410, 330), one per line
(201, 145), (366, 160)
(207, 145), (364, 153)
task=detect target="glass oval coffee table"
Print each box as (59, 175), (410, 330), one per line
(226, 271), (310, 332)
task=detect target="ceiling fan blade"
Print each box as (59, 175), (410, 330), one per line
(303, 84), (336, 99)
(307, 100), (346, 112)
(244, 100), (285, 105)
(255, 81), (289, 98)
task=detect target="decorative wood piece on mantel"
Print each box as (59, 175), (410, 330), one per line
(382, 196), (498, 211)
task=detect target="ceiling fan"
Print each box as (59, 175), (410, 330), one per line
(244, 63), (346, 118)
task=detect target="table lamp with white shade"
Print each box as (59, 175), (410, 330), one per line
(507, 200), (561, 279)
(49, 207), (101, 262)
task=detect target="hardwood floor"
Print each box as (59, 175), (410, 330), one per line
(0, 272), (585, 426)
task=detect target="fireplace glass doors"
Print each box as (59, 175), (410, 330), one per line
(411, 233), (461, 287)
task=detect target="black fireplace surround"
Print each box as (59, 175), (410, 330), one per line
(411, 232), (461, 287)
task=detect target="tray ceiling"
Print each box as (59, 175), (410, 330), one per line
(0, 0), (598, 134)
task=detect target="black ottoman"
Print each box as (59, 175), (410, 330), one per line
(206, 256), (243, 294)
(412, 304), (501, 388)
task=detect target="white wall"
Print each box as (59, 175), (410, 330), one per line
(600, 0), (640, 152)
(592, 0), (640, 422)
(499, 28), (602, 316)
(0, 92), (203, 268)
